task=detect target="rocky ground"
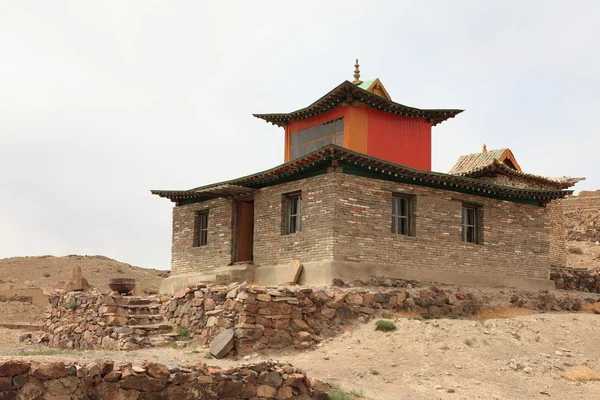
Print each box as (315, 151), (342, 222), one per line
(2, 312), (600, 399)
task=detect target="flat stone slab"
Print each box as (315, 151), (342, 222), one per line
(277, 260), (303, 285)
(209, 329), (234, 359)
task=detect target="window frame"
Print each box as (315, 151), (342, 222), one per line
(194, 210), (209, 247)
(391, 195), (414, 237)
(283, 192), (302, 235)
(461, 204), (481, 244)
(290, 117), (344, 160)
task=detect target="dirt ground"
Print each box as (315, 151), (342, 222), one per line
(566, 240), (600, 270)
(0, 255), (167, 293)
(2, 312), (600, 400)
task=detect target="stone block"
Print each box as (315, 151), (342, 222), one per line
(209, 329), (235, 359)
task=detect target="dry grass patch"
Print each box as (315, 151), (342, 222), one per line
(578, 302), (600, 314)
(390, 310), (421, 319)
(564, 365), (600, 382)
(476, 307), (533, 319)
(568, 246), (584, 255)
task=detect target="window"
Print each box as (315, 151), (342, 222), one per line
(284, 192), (302, 234)
(194, 211), (209, 246)
(290, 118), (344, 159)
(391, 195), (413, 236)
(461, 205), (480, 244)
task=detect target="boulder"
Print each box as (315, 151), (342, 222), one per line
(31, 362), (68, 380)
(0, 361), (29, 377)
(209, 329), (235, 359)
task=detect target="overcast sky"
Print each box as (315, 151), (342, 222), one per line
(1, 1), (599, 270)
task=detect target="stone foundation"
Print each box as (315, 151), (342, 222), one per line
(0, 359), (315, 399)
(43, 291), (175, 350)
(551, 268), (600, 292)
(43, 282), (593, 354)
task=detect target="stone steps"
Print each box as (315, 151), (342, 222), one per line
(131, 323), (174, 337)
(148, 332), (179, 346)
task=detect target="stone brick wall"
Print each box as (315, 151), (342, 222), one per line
(0, 359), (315, 399)
(253, 173), (335, 265)
(331, 173), (551, 280)
(547, 199), (566, 267)
(171, 198), (234, 275)
(169, 170), (567, 283)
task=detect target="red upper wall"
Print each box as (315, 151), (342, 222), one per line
(366, 108), (432, 170)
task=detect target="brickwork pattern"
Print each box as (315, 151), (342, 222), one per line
(171, 198), (234, 275)
(253, 174), (336, 266)
(331, 173), (551, 279)
(547, 200), (566, 267)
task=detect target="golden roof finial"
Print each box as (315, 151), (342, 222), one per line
(353, 59), (363, 85)
(483, 143), (487, 152)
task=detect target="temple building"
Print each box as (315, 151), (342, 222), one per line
(152, 61), (583, 293)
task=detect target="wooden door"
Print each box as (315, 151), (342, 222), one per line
(236, 201), (254, 262)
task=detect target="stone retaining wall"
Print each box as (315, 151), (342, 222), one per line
(551, 268), (600, 292)
(44, 282), (590, 353)
(0, 359), (315, 399)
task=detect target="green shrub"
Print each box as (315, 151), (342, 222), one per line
(175, 327), (192, 341)
(370, 369), (379, 375)
(421, 313), (434, 319)
(205, 352), (213, 359)
(66, 299), (78, 310)
(375, 320), (396, 332)
(464, 337), (475, 346)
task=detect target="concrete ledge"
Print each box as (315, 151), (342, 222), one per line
(329, 260), (555, 290)
(165, 260), (554, 292)
(159, 264), (255, 294)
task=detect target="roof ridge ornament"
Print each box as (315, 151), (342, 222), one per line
(483, 143), (487, 152)
(353, 59), (363, 85)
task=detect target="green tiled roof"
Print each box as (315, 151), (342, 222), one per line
(152, 145), (574, 205)
(449, 149), (584, 189)
(449, 149), (509, 175)
(357, 78), (377, 90)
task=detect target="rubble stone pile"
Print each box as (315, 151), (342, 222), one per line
(0, 359), (317, 399)
(551, 268), (600, 292)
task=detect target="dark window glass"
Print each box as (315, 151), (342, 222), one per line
(462, 206), (479, 244)
(335, 133), (344, 145)
(391, 196), (412, 236)
(307, 127), (316, 142)
(291, 132), (298, 147)
(317, 124), (325, 139)
(317, 139), (325, 148)
(195, 211), (209, 246)
(325, 136), (333, 144)
(307, 142), (316, 152)
(298, 145), (306, 156)
(336, 118), (344, 133)
(299, 130), (307, 144)
(285, 193), (302, 234)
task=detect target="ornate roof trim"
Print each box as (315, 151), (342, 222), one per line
(253, 81), (463, 127)
(450, 159), (584, 189)
(152, 145), (573, 203)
